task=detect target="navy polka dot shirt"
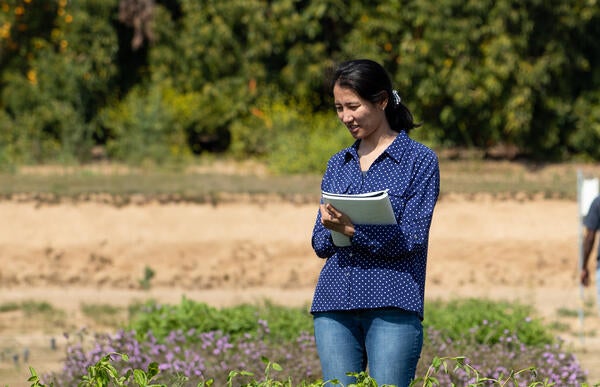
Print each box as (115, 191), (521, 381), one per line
(310, 130), (440, 319)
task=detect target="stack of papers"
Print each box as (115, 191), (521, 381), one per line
(321, 190), (397, 246)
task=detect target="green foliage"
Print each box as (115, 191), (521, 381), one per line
(411, 356), (556, 387)
(0, 300), (68, 327)
(233, 99), (352, 174)
(225, 357), (292, 387)
(98, 84), (191, 166)
(0, 300), (63, 317)
(29, 353), (165, 387)
(424, 298), (553, 347)
(1, 0), (119, 165)
(127, 297), (555, 353)
(0, 300), (19, 312)
(81, 303), (125, 328)
(28, 354), (590, 387)
(139, 265), (156, 290)
(31, 297), (595, 386)
(1, 0), (599, 169)
(127, 298), (313, 344)
(569, 89), (600, 160)
(27, 366), (53, 387)
(354, 0), (600, 159)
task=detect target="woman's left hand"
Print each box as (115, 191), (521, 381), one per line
(320, 203), (355, 238)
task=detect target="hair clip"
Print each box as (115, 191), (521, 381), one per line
(392, 90), (402, 106)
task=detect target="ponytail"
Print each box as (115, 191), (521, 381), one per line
(331, 59), (421, 135)
(385, 89), (421, 134)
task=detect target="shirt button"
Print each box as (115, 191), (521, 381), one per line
(349, 252), (353, 257)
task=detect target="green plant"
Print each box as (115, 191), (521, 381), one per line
(30, 352), (595, 387)
(424, 298), (553, 346)
(127, 298), (313, 344)
(34, 298), (593, 385)
(556, 307), (579, 318)
(28, 352), (166, 387)
(410, 356), (553, 387)
(139, 265), (156, 290)
(28, 366), (53, 387)
(546, 320), (570, 332)
(225, 357), (291, 387)
(18, 301), (67, 326)
(2, 0), (599, 167)
(0, 301), (20, 313)
(100, 85), (191, 166)
(81, 303), (125, 328)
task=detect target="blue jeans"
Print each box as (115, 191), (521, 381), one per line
(313, 308), (423, 387)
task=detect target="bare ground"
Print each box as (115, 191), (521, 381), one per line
(1, 194), (600, 385)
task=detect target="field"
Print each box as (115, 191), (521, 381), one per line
(1, 159), (600, 386)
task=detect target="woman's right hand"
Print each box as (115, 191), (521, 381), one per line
(320, 203), (355, 238)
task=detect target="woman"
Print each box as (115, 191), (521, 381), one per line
(310, 59), (440, 387)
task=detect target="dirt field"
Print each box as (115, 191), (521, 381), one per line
(2, 192), (600, 385)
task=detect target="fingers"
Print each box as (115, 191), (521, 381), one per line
(325, 203), (341, 217)
(320, 204), (345, 233)
(581, 270), (590, 286)
(320, 204), (340, 221)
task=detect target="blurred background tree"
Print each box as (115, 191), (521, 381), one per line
(0, 0), (598, 172)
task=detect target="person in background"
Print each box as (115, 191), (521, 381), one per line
(310, 59), (440, 387)
(581, 195), (600, 312)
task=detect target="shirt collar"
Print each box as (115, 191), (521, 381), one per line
(344, 130), (409, 164)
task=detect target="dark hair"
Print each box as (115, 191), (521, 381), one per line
(330, 59), (420, 133)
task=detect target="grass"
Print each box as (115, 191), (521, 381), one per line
(80, 303), (127, 328)
(0, 300), (66, 321)
(0, 169), (322, 205)
(0, 300), (68, 336)
(438, 160), (580, 198)
(1, 159), (599, 203)
(0, 302), (20, 313)
(557, 307), (581, 318)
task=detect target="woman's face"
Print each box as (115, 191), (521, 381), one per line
(333, 83), (387, 140)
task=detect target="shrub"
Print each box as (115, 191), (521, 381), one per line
(230, 99), (353, 174)
(0, 0), (119, 164)
(98, 84), (191, 166)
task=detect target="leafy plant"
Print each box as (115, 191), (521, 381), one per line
(412, 356), (548, 387)
(127, 298), (313, 344)
(28, 352), (165, 387)
(139, 265), (156, 290)
(424, 298), (553, 346)
(28, 352), (593, 387)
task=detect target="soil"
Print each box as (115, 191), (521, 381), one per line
(2, 193), (600, 386)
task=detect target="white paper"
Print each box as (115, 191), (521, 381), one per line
(322, 190), (397, 246)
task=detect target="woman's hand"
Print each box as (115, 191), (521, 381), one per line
(320, 203), (355, 238)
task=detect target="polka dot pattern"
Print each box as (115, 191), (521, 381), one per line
(310, 131), (440, 319)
